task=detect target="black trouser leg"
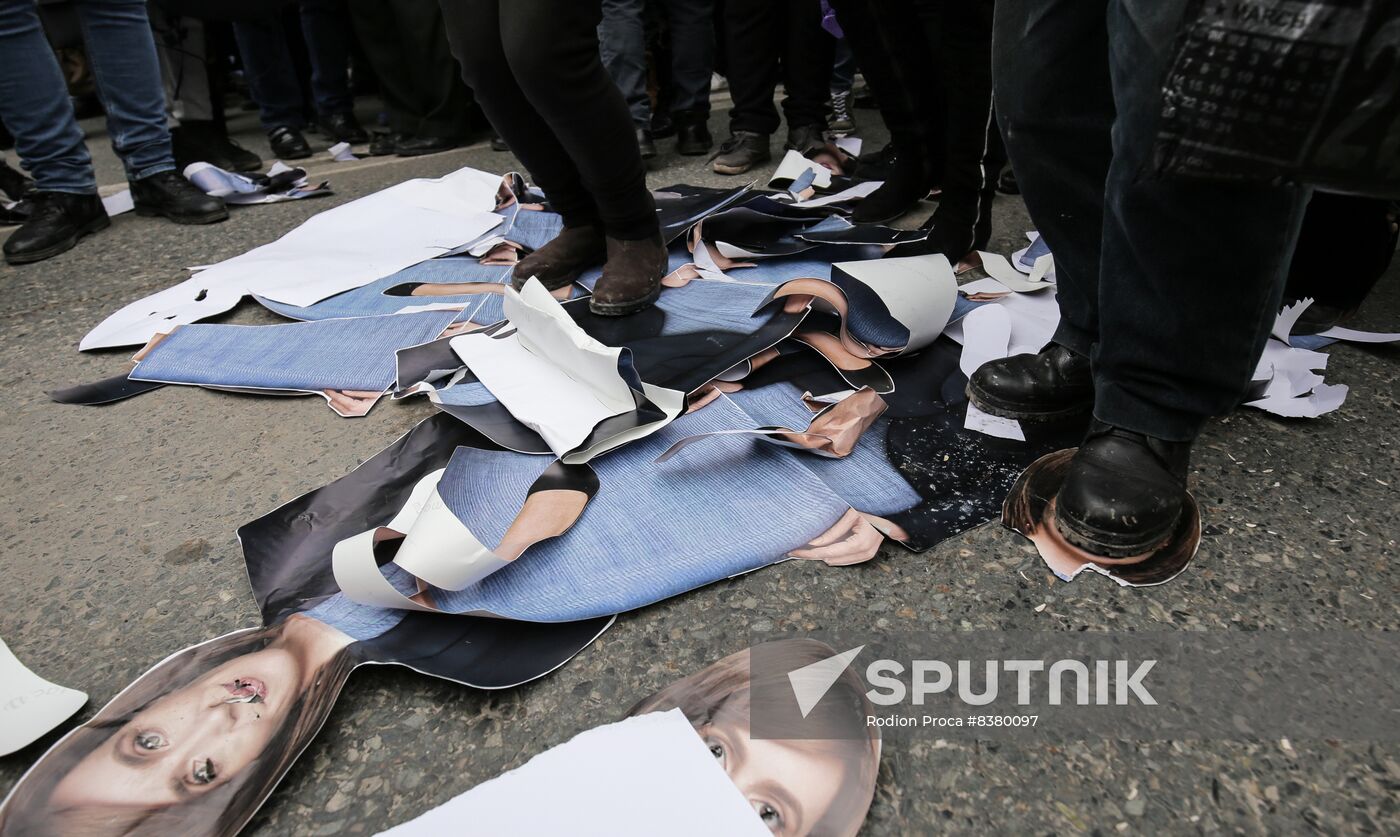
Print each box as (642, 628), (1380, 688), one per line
(441, 0), (656, 239)
(347, 0), (418, 134)
(910, 0), (995, 239)
(776, 0), (833, 132)
(722, 0), (781, 135)
(997, 0), (1310, 440)
(394, 0), (471, 139)
(993, 0), (1112, 355)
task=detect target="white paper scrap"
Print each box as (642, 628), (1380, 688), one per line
(1246, 383), (1348, 418)
(958, 304), (1012, 378)
(977, 251), (1054, 293)
(791, 180), (881, 208)
(964, 402), (1025, 441)
(451, 280), (683, 460)
(1315, 325), (1400, 344)
(101, 189), (133, 217)
(1271, 298), (1314, 343)
(329, 141), (358, 162)
(0, 637), (88, 756)
(768, 149), (833, 190)
(377, 709), (769, 837)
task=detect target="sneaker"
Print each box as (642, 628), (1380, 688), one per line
(711, 131), (771, 175)
(828, 89), (856, 134)
(130, 171), (228, 225)
(3, 191), (109, 264)
(269, 126), (313, 160)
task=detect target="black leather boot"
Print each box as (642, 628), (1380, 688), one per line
(711, 131), (771, 175)
(513, 225), (607, 291)
(589, 234), (667, 316)
(131, 171), (228, 225)
(3, 191), (109, 265)
(674, 111), (712, 156)
(966, 343), (1094, 421)
(319, 111), (369, 144)
(1055, 421), (1192, 557)
(852, 152), (929, 223)
(269, 126), (313, 160)
(636, 128), (657, 160)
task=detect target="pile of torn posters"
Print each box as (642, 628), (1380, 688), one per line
(4, 164), (1392, 834)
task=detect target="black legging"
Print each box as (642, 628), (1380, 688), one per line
(439, 0), (657, 240)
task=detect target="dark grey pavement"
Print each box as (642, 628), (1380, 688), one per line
(1, 99), (1397, 835)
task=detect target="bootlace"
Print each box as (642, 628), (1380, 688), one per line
(831, 91), (852, 124)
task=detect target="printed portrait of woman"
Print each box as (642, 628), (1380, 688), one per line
(0, 614), (358, 837)
(628, 639), (881, 837)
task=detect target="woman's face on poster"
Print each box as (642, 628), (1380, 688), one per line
(701, 701), (847, 836)
(49, 645), (302, 810)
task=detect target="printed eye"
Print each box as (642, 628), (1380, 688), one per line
(191, 758), (218, 785)
(134, 731), (167, 751)
(707, 741), (725, 764)
(755, 802), (783, 832)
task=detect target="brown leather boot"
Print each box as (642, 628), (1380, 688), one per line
(512, 225), (607, 291)
(588, 234), (668, 316)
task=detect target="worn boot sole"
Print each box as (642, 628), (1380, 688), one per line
(1054, 503), (1179, 558)
(135, 204), (229, 225)
(965, 382), (1092, 422)
(588, 283), (661, 317)
(511, 270), (581, 292)
(4, 213), (111, 265)
(712, 157), (768, 175)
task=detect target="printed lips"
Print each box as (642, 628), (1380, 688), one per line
(221, 678), (267, 704)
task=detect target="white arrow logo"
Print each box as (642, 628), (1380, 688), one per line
(787, 646), (864, 718)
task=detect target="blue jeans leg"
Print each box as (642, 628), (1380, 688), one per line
(0, 0), (96, 193)
(76, 0), (175, 181)
(598, 0), (650, 130)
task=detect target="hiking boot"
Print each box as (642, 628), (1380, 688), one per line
(589, 233), (668, 316)
(131, 171), (227, 225)
(513, 225), (607, 291)
(1055, 421), (1192, 557)
(711, 131), (770, 175)
(3, 191), (109, 264)
(966, 343), (1094, 421)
